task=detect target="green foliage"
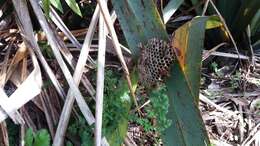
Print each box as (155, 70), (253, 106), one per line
(25, 128), (50, 146)
(42, 0), (50, 18)
(34, 130), (51, 146)
(230, 71), (242, 90)
(149, 86), (172, 133)
(42, 0), (82, 17)
(164, 17), (210, 146)
(211, 62), (223, 77)
(206, 16), (223, 29)
(131, 115), (154, 132)
(68, 69), (131, 146)
(130, 86), (171, 134)
(65, 0), (82, 17)
(25, 129), (34, 146)
(7, 119), (19, 146)
(66, 141), (73, 146)
(50, 0), (63, 12)
(38, 41), (55, 59)
(162, 0), (184, 23)
(207, 0), (260, 49)
(68, 117), (94, 146)
(102, 70), (129, 135)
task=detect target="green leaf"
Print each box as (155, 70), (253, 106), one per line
(25, 128), (34, 146)
(251, 10), (260, 37)
(163, 16), (210, 146)
(104, 70), (138, 146)
(206, 16), (223, 29)
(65, 0), (82, 17)
(231, 0), (260, 36)
(212, 0), (241, 26)
(112, 1), (210, 146)
(50, 0), (63, 13)
(42, 0), (50, 18)
(172, 17), (208, 100)
(162, 0), (184, 23)
(111, 0), (167, 60)
(34, 129), (50, 146)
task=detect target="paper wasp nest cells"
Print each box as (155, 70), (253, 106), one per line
(138, 38), (175, 87)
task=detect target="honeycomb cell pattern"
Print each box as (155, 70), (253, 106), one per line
(138, 37), (175, 87)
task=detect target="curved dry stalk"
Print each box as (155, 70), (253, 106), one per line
(95, 13), (106, 146)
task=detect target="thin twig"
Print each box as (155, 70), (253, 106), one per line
(202, 42), (227, 61)
(203, 51), (249, 60)
(200, 93), (239, 118)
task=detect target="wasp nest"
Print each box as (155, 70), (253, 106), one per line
(138, 38), (175, 87)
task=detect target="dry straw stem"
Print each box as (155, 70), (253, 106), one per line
(12, 0), (66, 99)
(200, 94), (239, 118)
(202, 0), (210, 16)
(0, 42), (12, 86)
(29, 0), (95, 125)
(53, 3), (109, 146)
(0, 0), (44, 123)
(202, 42), (227, 61)
(49, 7), (95, 65)
(47, 5), (96, 100)
(95, 13), (106, 146)
(242, 123), (260, 145)
(96, 0), (139, 112)
(39, 93), (55, 138)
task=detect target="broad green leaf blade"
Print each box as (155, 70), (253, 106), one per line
(250, 9), (260, 43)
(34, 129), (50, 146)
(251, 10), (260, 37)
(163, 0), (184, 23)
(164, 63), (210, 146)
(172, 17), (208, 100)
(164, 17), (210, 146)
(111, 0), (168, 60)
(213, 0), (241, 26)
(50, 0), (63, 13)
(42, 0), (50, 18)
(65, 0), (82, 17)
(112, 1), (210, 146)
(231, 0), (260, 36)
